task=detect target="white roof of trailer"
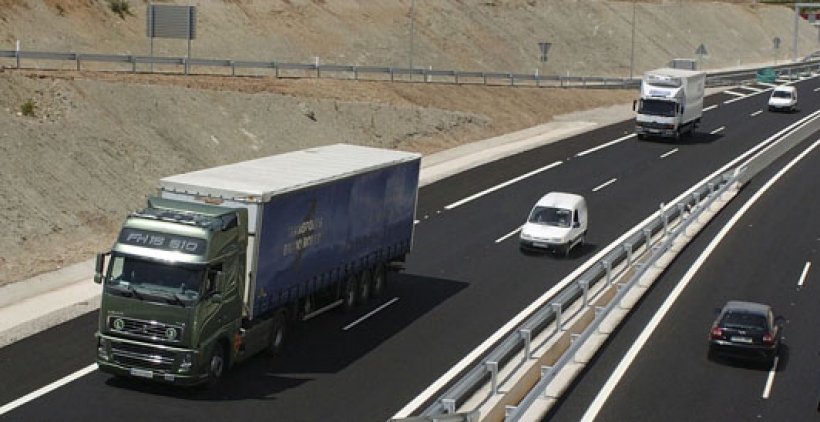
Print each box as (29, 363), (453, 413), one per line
(159, 144), (420, 202)
(644, 68), (705, 78)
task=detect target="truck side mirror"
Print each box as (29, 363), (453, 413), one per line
(632, 100), (637, 111)
(94, 251), (110, 284)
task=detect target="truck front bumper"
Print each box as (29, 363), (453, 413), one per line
(96, 333), (207, 386)
(635, 126), (677, 138)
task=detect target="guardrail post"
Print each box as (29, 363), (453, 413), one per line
(230, 60), (235, 76)
(541, 366), (553, 398)
(660, 203), (668, 235)
(509, 74), (514, 86)
(624, 243), (633, 266)
(442, 398), (456, 414)
(677, 203), (686, 221)
(595, 307), (605, 334)
(570, 333), (581, 363)
(487, 361), (499, 395)
(643, 228), (652, 253)
(275, 63), (280, 79)
(616, 284), (627, 309)
(76, 54), (81, 71)
(506, 405), (517, 418)
(603, 260), (612, 285)
(581, 280), (589, 307)
(390, 68), (394, 82)
(553, 303), (563, 332)
(131, 57), (136, 74)
(708, 182), (715, 197)
(455, 71), (459, 84)
(520, 329), (532, 361)
(183, 58), (188, 75)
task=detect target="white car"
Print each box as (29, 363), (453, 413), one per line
(768, 85), (797, 113)
(520, 192), (588, 257)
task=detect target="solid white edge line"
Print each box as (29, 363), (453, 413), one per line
(576, 134), (635, 157)
(0, 364), (97, 416)
(592, 178), (617, 192)
(393, 111), (820, 420)
(444, 161), (562, 210)
(660, 148), (679, 159)
(496, 226), (523, 244)
(581, 138), (820, 422)
(762, 356), (779, 399)
(797, 261), (812, 287)
(342, 297), (400, 331)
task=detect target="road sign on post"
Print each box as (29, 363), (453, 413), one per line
(539, 42), (551, 62)
(146, 4), (197, 73)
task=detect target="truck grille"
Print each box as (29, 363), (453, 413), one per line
(111, 341), (176, 372)
(107, 316), (184, 344)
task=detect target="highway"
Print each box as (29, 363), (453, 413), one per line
(546, 135), (820, 422)
(1, 75), (819, 422)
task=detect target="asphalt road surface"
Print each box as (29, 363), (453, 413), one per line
(1, 75), (819, 422)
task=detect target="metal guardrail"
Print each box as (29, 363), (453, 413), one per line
(393, 90), (820, 422)
(5, 48), (817, 89)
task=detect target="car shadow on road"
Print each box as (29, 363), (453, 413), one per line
(519, 242), (599, 260)
(707, 343), (790, 372)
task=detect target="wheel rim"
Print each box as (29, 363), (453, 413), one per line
(210, 349), (224, 378)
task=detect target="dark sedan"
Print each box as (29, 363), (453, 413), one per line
(708, 300), (782, 366)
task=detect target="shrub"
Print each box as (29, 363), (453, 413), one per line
(20, 100), (35, 116)
(108, 0), (131, 18)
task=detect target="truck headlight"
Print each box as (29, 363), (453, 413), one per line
(179, 352), (194, 373)
(97, 338), (110, 361)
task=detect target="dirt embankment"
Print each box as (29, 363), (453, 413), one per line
(0, 0), (812, 285)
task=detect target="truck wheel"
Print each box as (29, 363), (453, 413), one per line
(372, 265), (386, 298)
(266, 310), (287, 356)
(205, 343), (226, 389)
(343, 275), (358, 311)
(358, 269), (372, 304)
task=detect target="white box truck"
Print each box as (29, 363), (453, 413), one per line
(634, 68), (706, 140)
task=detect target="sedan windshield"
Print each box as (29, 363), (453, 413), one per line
(639, 99), (676, 117)
(105, 255), (204, 304)
(528, 206), (572, 228)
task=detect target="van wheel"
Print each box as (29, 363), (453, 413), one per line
(342, 275), (358, 311)
(372, 265), (386, 298)
(358, 269), (372, 304)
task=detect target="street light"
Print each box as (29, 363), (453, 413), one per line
(630, 0), (636, 79)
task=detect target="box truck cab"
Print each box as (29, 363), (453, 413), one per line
(768, 85), (797, 112)
(634, 68), (706, 140)
(519, 192), (587, 257)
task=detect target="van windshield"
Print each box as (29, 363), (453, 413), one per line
(528, 206), (572, 228)
(772, 90), (793, 99)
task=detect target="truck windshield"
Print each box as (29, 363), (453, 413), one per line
(105, 255), (204, 305)
(528, 207), (572, 228)
(639, 99), (677, 117)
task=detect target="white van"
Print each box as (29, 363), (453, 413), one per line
(519, 192), (588, 257)
(768, 85), (797, 112)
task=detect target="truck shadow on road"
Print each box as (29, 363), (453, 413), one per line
(105, 272), (468, 401)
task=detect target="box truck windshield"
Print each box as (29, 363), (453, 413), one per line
(639, 99), (676, 117)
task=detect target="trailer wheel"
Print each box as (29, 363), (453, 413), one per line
(343, 275), (358, 311)
(372, 265), (386, 298)
(266, 310), (287, 356)
(358, 269), (372, 304)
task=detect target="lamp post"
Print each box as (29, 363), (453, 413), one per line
(630, 0), (636, 79)
(409, 0), (416, 79)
